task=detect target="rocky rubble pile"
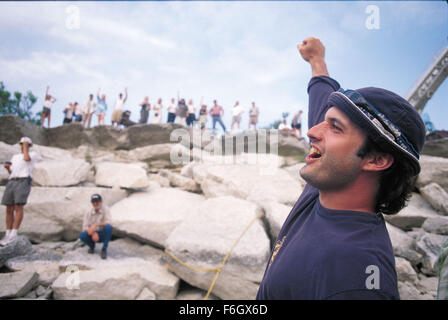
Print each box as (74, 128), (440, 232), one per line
(0, 118), (447, 300)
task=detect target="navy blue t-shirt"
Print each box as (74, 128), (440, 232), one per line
(256, 76), (399, 300)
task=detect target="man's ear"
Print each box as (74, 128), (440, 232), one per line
(361, 152), (394, 172)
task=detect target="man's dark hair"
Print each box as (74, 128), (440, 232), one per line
(357, 137), (417, 215)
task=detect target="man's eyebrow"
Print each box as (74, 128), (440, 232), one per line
(327, 117), (347, 129)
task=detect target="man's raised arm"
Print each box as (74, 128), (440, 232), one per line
(297, 37), (328, 78)
(297, 37), (340, 128)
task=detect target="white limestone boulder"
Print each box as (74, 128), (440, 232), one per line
(0, 271), (39, 299)
(282, 163), (307, 188)
(385, 193), (440, 231)
(5, 247), (63, 286)
(33, 159), (90, 187)
(0, 235), (33, 268)
(52, 263), (179, 300)
(95, 161), (149, 189)
(53, 238), (178, 300)
(58, 238), (165, 270)
(385, 223), (422, 266)
(165, 196), (271, 300)
(417, 155), (448, 192)
(260, 201), (292, 241)
(395, 256), (419, 285)
(422, 216), (448, 235)
(122, 143), (191, 162)
(414, 232), (448, 276)
(159, 169), (201, 193)
(194, 162), (302, 206)
(420, 183), (448, 215)
(110, 189), (205, 248)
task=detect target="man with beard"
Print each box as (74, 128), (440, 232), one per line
(256, 37), (426, 300)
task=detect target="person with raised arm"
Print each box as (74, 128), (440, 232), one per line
(111, 87), (128, 127)
(96, 88), (108, 126)
(41, 85), (56, 128)
(256, 37), (426, 300)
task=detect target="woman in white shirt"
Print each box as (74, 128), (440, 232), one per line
(152, 98), (163, 124)
(41, 85), (56, 128)
(231, 101), (244, 131)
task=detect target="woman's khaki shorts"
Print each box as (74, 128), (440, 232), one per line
(111, 109), (122, 123)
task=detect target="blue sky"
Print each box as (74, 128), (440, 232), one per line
(0, 1), (447, 133)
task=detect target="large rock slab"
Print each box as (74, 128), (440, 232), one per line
(277, 131), (309, 158)
(0, 141), (20, 163)
(282, 163), (307, 188)
(0, 235), (33, 268)
(0, 187), (127, 242)
(0, 115), (47, 146)
(414, 232), (448, 276)
(420, 183), (448, 215)
(88, 125), (128, 150)
(165, 196), (270, 300)
(415, 275), (438, 299)
(260, 201), (292, 241)
(95, 161), (149, 189)
(119, 143), (191, 163)
(422, 216), (448, 235)
(196, 130), (309, 159)
(422, 137), (448, 158)
(111, 189), (205, 248)
(126, 123), (185, 149)
(417, 155), (448, 192)
(54, 238), (179, 300)
(398, 280), (434, 300)
(58, 238), (165, 270)
(385, 193), (440, 231)
(45, 123), (90, 149)
(0, 271), (39, 299)
(52, 263), (179, 300)
(158, 169), (201, 193)
(395, 257), (419, 285)
(195, 163), (302, 206)
(385, 223), (422, 266)
(31, 144), (75, 161)
(5, 247), (63, 286)
(33, 159), (90, 187)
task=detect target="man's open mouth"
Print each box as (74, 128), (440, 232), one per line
(308, 146), (322, 159)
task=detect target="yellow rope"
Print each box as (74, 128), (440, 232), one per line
(164, 211), (264, 300)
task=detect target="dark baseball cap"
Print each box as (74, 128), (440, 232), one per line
(327, 87), (426, 175)
(91, 194), (102, 202)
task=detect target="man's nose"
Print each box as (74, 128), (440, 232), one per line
(307, 122), (324, 143)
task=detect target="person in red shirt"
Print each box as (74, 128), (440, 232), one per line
(210, 100), (226, 135)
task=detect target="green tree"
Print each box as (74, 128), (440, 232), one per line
(0, 81), (40, 125)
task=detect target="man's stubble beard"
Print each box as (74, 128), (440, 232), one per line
(299, 153), (362, 192)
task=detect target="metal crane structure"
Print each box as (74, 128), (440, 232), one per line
(406, 43), (448, 114)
